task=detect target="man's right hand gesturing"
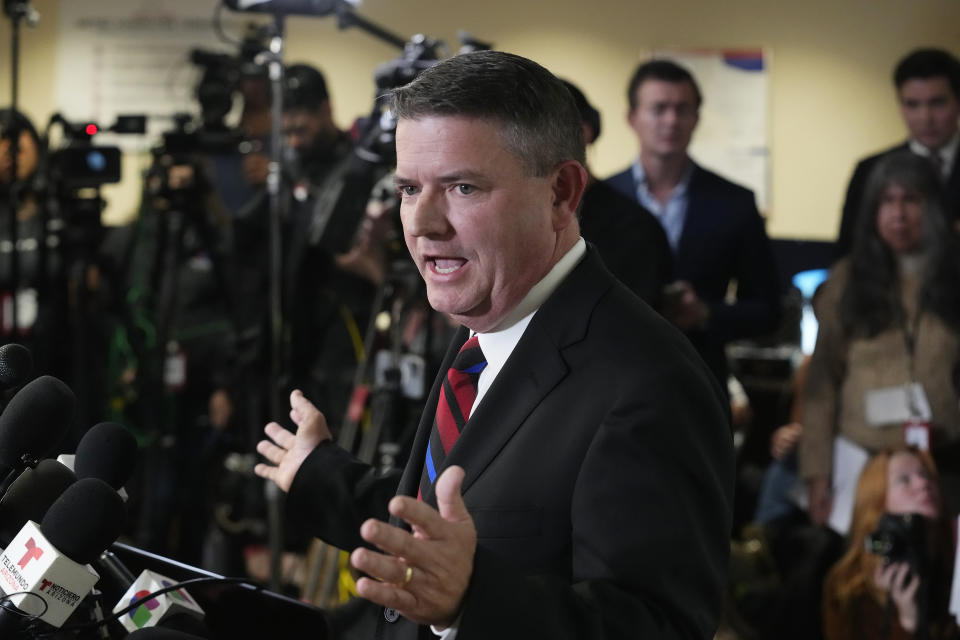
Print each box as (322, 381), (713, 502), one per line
(255, 390), (333, 492)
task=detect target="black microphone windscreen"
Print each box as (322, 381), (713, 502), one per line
(0, 343), (32, 388)
(125, 628), (207, 639)
(40, 477), (125, 565)
(0, 375), (76, 468)
(75, 422), (138, 489)
(0, 459), (76, 543)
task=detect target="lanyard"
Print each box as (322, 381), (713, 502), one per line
(901, 308), (924, 417)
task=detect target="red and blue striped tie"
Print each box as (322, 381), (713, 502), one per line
(419, 335), (487, 500)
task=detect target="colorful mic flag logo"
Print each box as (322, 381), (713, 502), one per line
(129, 589), (161, 627)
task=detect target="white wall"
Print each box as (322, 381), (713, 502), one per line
(2, 0), (959, 238)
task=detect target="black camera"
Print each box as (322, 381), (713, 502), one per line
(49, 146), (121, 189)
(189, 26), (268, 131)
(865, 512), (927, 572)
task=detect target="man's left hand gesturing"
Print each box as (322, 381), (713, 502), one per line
(350, 466), (476, 628)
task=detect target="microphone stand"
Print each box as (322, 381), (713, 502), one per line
(334, 3), (407, 49)
(259, 13), (288, 595)
(228, 0), (414, 599)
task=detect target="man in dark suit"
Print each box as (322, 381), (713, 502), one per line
(606, 59), (780, 387)
(836, 48), (960, 257)
(561, 79), (674, 311)
(255, 51), (733, 639)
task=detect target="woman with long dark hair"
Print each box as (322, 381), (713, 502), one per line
(800, 151), (960, 526)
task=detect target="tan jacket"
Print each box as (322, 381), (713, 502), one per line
(799, 259), (960, 480)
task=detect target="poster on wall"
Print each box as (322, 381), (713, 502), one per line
(654, 48), (770, 214)
(55, 0), (262, 150)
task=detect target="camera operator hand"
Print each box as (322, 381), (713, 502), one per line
(873, 561), (920, 633)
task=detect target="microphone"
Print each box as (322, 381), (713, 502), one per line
(58, 421), (138, 500)
(113, 569), (205, 634)
(0, 375), (76, 495)
(0, 477), (125, 628)
(0, 344), (32, 390)
(223, 0), (342, 16)
(0, 458), (76, 546)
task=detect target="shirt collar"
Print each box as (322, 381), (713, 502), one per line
(909, 131), (960, 167)
(631, 157), (695, 196)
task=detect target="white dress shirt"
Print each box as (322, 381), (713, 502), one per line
(909, 131), (960, 180)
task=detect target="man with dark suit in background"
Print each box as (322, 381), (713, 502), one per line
(255, 51), (733, 639)
(561, 79), (674, 311)
(606, 59), (780, 388)
(836, 48), (960, 257)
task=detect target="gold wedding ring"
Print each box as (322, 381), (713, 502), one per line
(401, 566), (413, 586)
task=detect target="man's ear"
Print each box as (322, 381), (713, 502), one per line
(551, 160), (588, 230)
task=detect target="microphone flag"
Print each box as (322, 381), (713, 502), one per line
(0, 520), (100, 626)
(113, 570), (204, 633)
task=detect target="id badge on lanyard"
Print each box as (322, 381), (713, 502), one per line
(904, 417), (931, 451)
(901, 313), (931, 451)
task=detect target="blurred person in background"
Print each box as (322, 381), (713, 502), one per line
(560, 79), (673, 310)
(801, 151), (960, 527)
(0, 109), (70, 383)
(823, 447), (957, 639)
(606, 58), (781, 389)
(837, 48), (960, 257)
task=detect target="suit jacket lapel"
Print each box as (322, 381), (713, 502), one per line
(405, 249), (612, 506)
(394, 327), (468, 503)
(443, 323), (568, 498)
(407, 323), (570, 506)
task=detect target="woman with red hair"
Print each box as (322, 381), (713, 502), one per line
(823, 447), (957, 639)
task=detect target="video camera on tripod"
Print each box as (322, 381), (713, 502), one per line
(45, 115), (123, 188)
(41, 113), (144, 249)
(352, 35), (444, 167)
(353, 31), (491, 168)
(143, 25), (273, 213)
(157, 26), (269, 160)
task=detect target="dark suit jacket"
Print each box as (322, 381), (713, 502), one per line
(579, 180), (674, 311)
(287, 248), (734, 639)
(836, 142), (960, 258)
(606, 163), (781, 384)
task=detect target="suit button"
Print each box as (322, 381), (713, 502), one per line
(384, 607), (400, 623)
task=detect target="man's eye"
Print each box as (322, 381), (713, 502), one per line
(456, 184), (476, 195)
(398, 185), (419, 197)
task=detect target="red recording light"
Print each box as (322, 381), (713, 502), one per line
(85, 123), (98, 136)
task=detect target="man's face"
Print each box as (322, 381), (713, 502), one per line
(628, 79), (699, 159)
(0, 130), (38, 183)
(898, 76), (960, 150)
(395, 116), (573, 333)
(283, 107), (330, 153)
